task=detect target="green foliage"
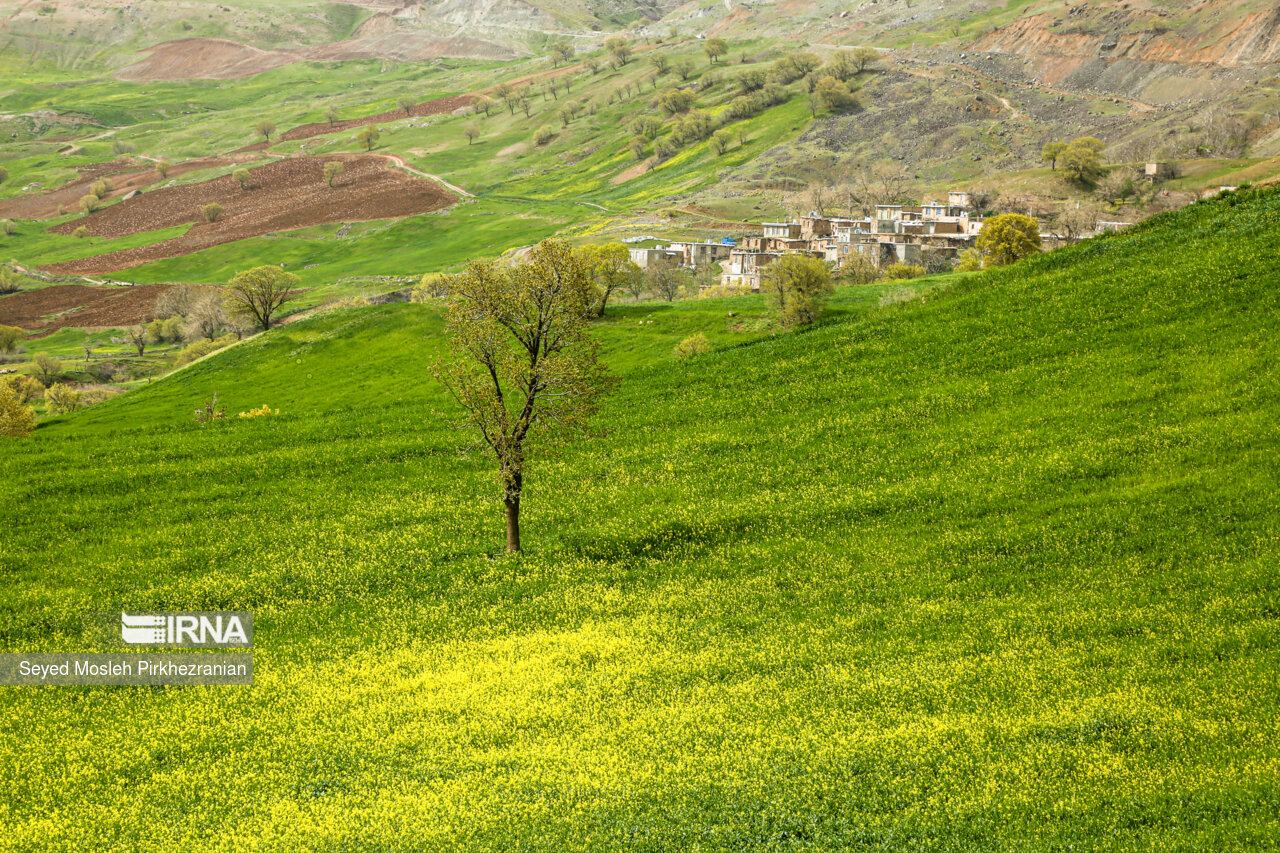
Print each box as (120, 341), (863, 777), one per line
(533, 125), (555, 146)
(811, 76), (857, 114)
(1, 373), (43, 404)
(0, 324), (22, 350)
(1041, 141), (1066, 170)
(357, 126), (380, 151)
(977, 213), (1042, 267)
(704, 38), (728, 64)
(761, 253), (834, 327)
(673, 332), (712, 358)
(433, 240), (612, 552)
(255, 119), (276, 141)
(1061, 136), (1106, 185)
(173, 334), (235, 367)
(225, 264), (300, 330)
(154, 160), (171, 179)
(709, 129), (733, 156)
(884, 262), (926, 280)
(323, 160), (345, 187)
(44, 382), (83, 415)
(233, 168), (252, 189)
(202, 203), (223, 223)
(31, 351), (60, 385)
(0, 381), (34, 437)
(0, 165), (7, 186)
(655, 87), (696, 116)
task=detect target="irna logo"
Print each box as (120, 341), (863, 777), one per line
(120, 612), (252, 647)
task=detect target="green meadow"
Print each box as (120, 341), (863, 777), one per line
(1, 189), (1277, 849)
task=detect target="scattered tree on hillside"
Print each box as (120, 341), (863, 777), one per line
(656, 87), (696, 115)
(628, 115), (663, 139)
(357, 126), (381, 151)
(976, 213), (1041, 266)
(850, 46), (880, 73)
(471, 95), (493, 117)
(495, 83), (517, 114)
(325, 104), (340, 125)
(651, 53), (670, 75)
(1052, 204), (1100, 243)
(811, 76), (857, 115)
(397, 96), (416, 116)
(674, 58), (694, 81)
(224, 265), (299, 331)
(79, 195), (99, 213)
(154, 160), (170, 179)
(0, 324), (21, 351)
(628, 136), (648, 160)
(33, 352), (61, 386)
(432, 240), (612, 553)
(464, 124), (481, 145)
(90, 179), (111, 199)
(0, 382), (34, 438)
(761, 254), (833, 328)
(185, 294), (226, 341)
(534, 125), (555, 146)
(840, 161), (913, 217)
(576, 243), (642, 316)
(1041, 141), (1066, 170)
(323, 160), (345, 187)
(704, 37), (728, 64)
(0, 220), (15, 237)
(710, 128), (733, 155)
(735, 71), (767, 97)
(605, 36), (632, 65)
(255, 120), (276, 142)
(519, 97), (533, 118)
(202, 203), (223, 223)
(126, 325), (147, 356)
(73, 226), (90, 239)
(233, 168), (252, 189)
(1061, 137), (1105, 185)
(550, 39), (574, 67)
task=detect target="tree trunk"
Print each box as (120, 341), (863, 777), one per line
(504, 492), (521, 553)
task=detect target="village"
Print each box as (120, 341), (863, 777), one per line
(625, 178), (1222, 290)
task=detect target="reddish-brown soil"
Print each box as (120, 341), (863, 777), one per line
(42, 154), (455, 276)
(0, 284), (176, 334)
(0, 156), (238, 221)
(278, 95), (475, 142)
(115, 39), (295, 82)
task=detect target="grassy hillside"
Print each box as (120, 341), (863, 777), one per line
(1, 189), (1278, 849)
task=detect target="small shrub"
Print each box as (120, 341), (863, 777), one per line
(533, 125), (555, 146)
(673, 333), (713, 359)
(0, 220), (16, 236)
(194, 393), (226, 423)
(238, 404), (279, 419)
(202, 203), (223, 223)
(73, 226), (90, 239)
(0, 382), (35, 437)
(884, 262), (926, 280)
(0, 324), (21, 350)
(44, 382), (83, 415)
(79, 194), (99, 213)
(173, 335), (233, 367)
(233, 168), (251, 189)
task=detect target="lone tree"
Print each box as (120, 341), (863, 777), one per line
(397, 96), (416, 116)
(324, 105), (341, 125)
(255, 120), (276, 142)
(710, 128), (732, 155)
(32, 352), (61, 386)
(1061, 136), (1105, 185)
(202, 202), (223, 223)
(323, 160), (345, 187)
(1041, 141), (1066, 170)
(433, 240), (612, 553)
(154, 160), (171, 179)
(761, 253), (833, 328)
(851, 46), (880, 73)
(233, 168), (252, 189)
(704, 37), (728, 64)
(463, 124), (481, 145)
(976, 213), (1041, 266)
(126, 325), (147, 356)
(651, 53), (670, 74)
(357, 126), (381, 151)
(224, 265), (299, 331)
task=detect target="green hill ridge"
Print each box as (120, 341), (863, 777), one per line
(1, 188), (1278, 849)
